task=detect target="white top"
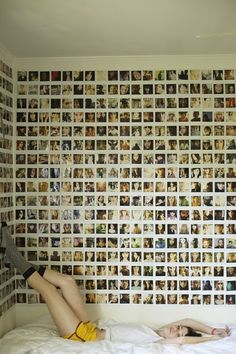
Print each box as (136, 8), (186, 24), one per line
(104, 323), (160, 344)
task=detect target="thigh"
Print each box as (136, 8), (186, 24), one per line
(44, 287), (80, 337)
(27, 272), (79, 337)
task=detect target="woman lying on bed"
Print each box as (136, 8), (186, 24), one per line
(0, 223), (230, 345)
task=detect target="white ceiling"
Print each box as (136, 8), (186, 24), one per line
(0, 0), (236, 58)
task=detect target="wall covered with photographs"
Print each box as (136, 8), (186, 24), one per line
(0, 52), (15, 317)
(14, 66), (236, 307)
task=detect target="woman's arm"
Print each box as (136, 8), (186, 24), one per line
(162, 318), (230, 337)
(168, 318), (212, 334)
(163, 335), (221, 345)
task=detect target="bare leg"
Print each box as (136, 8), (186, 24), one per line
(27, 271), (81, 337)
(42, 269), (89, 322)
(1, 224), (90, 336)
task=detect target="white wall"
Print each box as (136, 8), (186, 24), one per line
(0, 306), (16, 337)
(14, 53), (236, 70)
(16, 304), (236, 328)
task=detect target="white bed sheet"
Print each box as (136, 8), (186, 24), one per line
(1, 315), (236, 354)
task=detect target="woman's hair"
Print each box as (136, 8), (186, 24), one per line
(185, 327), (202, 337)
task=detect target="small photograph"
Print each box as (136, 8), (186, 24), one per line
(84, 97), (95, 109)
(85, 293), (96, 304)
(166, 83), (176, 94)
(225, 83), (235, 94)
(166, 97), (177, 108)
(51, 71), (61, 81)
(202, 85), (212, 97)
(167, 294), (177, 304)
(226, 252), (236, 263)
(227, 224), (236, 235)
(39, 71), (49, 81)
(119, 84), (130, 95)
(215, 126), (225, 138)
(214, 97), (224, 108)
(178, 70), (188, 80)
(214, 112), (224, 123)
(227, 281), (236, 291)
(226, 209), (236, 221)
(95, 71), (106, 82)
(167, 181), (177, 192)
(214, 294), (224, 305)
(166, 70), (176, 80)
(178, 83), (189, 94)
(72, 97), (83, 108)
(224, 69), (235, 80)
(108, 70), (118, 81)
(226, 295), (236, 304)
(72, 71), (83, 81)
(215, 181), (225, 193)
(61, 84), (72, 95)
(214, 83), (224, 94)
(226, 266), (236, 277)
(191, 280), (201, 291)
(48, 85), (60, 97)
(142, 70), (152, 80)
(155, 84), (165, 94)
(154, 70), (165, 80)
(190, 83), (200, 94)
(26, 72), (38, 82)
(203, 295), (212, 305)
(202, 98), (212, 108)
(17, 84), (27, 95)
(225, 126), (236, 138)
(178, 280), (189, 291)
(225, 139), (236, 150)
(155, 112), (165, 122)
(155, 294), (166, 304)
(130, 70), (141, 81)
(61, 71), (72, 81)
(39, 84), (50, 95)
(17, 98), (27, 109)
(119, 70), (129, 81)
(201, 70), (212, 80)
(178, 97), (189, 108)
(191, 295), (201, 305)
(16, 112), (26, 123)
(213, 70), (223, 80)
(108, 84), (118, 95)
(84, 71), (95, 81)
(226, 97), (236, 108)
(73, 84), (84, 96)
(154, 237), (166, 250)
(107, 293), (119, 304)
(17, 71), (27, 81)
(190, 251), (202, 263)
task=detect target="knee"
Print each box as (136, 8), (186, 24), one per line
(41, 282), (58, 298)
(60, 274), (77, 289)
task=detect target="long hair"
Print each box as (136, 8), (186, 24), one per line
(186, 327), (202, 337)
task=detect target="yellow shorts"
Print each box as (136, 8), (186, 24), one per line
(64, 321), (97, 342)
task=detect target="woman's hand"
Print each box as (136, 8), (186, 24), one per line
(212, 326), (230, 337)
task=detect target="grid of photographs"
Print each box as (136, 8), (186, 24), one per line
(0, 57), (15, 317)
(13, 68), (236, 305)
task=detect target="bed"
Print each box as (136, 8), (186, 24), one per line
(1, 315), (236, 354)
